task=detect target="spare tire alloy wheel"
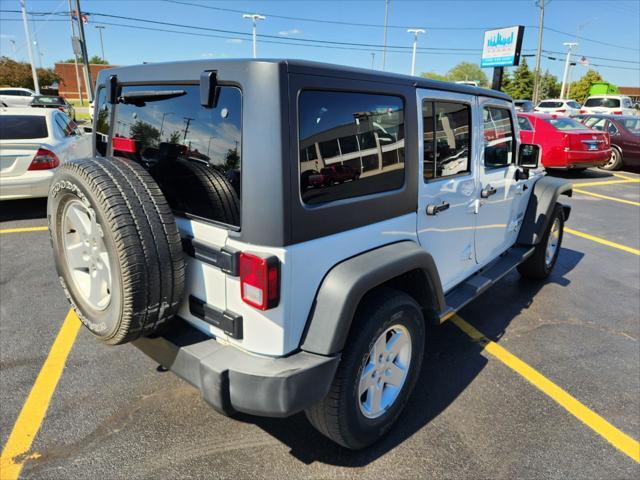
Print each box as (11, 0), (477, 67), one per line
(49, 157), (185, 345)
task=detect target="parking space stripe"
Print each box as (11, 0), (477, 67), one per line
(612, 173), (639, 181)
(572, 179), (640, 188)
(572, 188), (640, 207)
(565, 227), (640, 256)
(0, 226), (48, 235)
(0, 310), (81, 480)
(451, 315), (640, 464)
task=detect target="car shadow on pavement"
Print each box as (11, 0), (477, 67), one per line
(0, 198), (48, 222)
(238, 247), (584, 467)
(546, 169), (613, 180)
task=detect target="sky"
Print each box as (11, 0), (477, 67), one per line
(1, 0), (639, 86)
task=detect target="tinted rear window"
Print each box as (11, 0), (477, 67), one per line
(114, 84), (242, 228)
(0, 115), (48, 139)
(538, 101), (563, 108)
(584, 98), (621, 108)
(547, 117), (588, 131)
(298, 90), (405, 205)
(34, 96), (64, 104)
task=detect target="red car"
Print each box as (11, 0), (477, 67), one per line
(517, 113), (611, 170)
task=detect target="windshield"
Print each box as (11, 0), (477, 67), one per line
(0, 115), (48, 139)
(538, 101), (563, 108)
(584, 98), (621, 108)
(547, 117), (588, 131)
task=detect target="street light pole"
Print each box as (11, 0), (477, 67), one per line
(95, 25), (106, 61)
(560, 42), (578, 99)
(407, 29), (425, 76)
(532, 0), (549, 105)
(75, 0), (94, 102)
(20, 0), (39, 94)
(382, 0), (389, 71)
(242, 14), (266, 58)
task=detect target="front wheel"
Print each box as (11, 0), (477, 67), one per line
(518, 204), (564, 280)
(305, 289), (425, 449)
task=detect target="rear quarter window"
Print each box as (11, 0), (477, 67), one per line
(298, 90), (405, 205)
(0, 115), (48, 139)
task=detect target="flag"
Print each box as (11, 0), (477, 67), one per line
(579, 56), (589, 66)
(71, 11), (89, 24)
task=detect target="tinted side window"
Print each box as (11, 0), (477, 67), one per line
(54, 114), (71, 137)
(518, 116), (533, 131)
(483, 107), (514, 168)
(299, 90), (405, 205)
(94, 88), (111, 157)
(423, 100), (471, 180)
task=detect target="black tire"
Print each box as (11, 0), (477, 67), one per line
(48, 157), (185, 345)
(599, 146), (623, 171)
(305, 289), (425, 449)
(153, 159), (239, 226)
(517, 204), (564, 280)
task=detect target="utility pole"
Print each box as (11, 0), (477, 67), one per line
(407, 29), (425, 76)
(183, 117), (194, 142)
(370, 52), (375, 69)
(20, 0), (39, 94)
(532, 0), (550, 105)
(10, 39), (17, 61)
(242, 14), (266, 58)
(75, 0), (94, 102)
(95, 25), (106, 61)
(560, 42), (578, 99)
(382, 0), (389, 71)
(67, 0), (83, 104)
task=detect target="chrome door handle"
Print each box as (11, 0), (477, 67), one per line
(481, 185), (497, 198)
(426, 201), (450, 215)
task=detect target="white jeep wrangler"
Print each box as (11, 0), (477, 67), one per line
(48, 60), (571, 449)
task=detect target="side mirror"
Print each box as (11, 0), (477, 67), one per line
(518, 143), (540, 169)
(83, 126), (93, 134)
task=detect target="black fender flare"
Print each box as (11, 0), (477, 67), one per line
(517, 175), (572, 246)
(300, 241), (445, 356)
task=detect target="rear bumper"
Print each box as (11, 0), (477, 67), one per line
(0, 170), (54, 200)
(133, 320), (340, 418)
(546, 149), (611, 169)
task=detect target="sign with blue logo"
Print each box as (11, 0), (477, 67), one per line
(481, 26), (525, 68)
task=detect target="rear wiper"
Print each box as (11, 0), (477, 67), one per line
(118, 90), (186, 105)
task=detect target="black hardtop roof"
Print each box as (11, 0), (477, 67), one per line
(101, 58), (512, 102)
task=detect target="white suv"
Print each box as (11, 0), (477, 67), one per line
(47, 60), (573, 450)
(535, 99), (582, 116)
(581, 95), (636, 116)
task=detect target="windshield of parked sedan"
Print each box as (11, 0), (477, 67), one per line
(584, 98), (620, 108)
(538, 101), (563, 108)
(547, 117), (588, 131)
(0, 115), (48, 139)
(620, 118), (640, 134)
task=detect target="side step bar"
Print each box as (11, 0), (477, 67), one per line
(439, 246), (535, 323)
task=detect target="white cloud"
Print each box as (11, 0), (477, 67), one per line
(278, 28), (302, 36)
(225, 38), (243, 44)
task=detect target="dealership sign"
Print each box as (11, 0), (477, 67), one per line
(481, 26), (525, 68)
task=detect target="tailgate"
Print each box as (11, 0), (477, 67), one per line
(569, 131), (608, 151)
(0, 143), (41, 178)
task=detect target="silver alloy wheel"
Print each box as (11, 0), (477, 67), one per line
(358, 325), (412, 419)
(62, 200), (112, 311)
(605, 149), (618, 169)
(545, 217), (561, 267)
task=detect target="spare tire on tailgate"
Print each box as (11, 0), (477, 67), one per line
(48, 156), (185, 345)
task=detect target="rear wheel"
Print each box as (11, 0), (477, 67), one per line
(305, 289), (425, 449)
(518, 204), (564, 280)
(48, 157), (185, 344)
(600, 146), (623, 171)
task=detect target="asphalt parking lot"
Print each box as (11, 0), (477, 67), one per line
(1, 168), (639, 479)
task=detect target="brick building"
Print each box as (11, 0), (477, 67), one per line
(55, 63), (116, 100)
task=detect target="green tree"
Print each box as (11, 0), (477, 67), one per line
(0, 57), (59, 89)
(130, 120), (160, 152)
(224, 147), (240, 170)
(567, 69), (604, 103)
(501, 59), (534, 100)
(61, 55), (109, 65)
(446, 62), (488, 87)
(420, 71), (449, 82)
(538, 70), (561, 100)
(166, 130), (182, 144)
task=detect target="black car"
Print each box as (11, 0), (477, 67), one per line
(573, 114), (640, 170)
(29, 95), (75, 120)
(514, 100), (535, 112)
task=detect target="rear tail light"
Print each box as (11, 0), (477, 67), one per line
(612, 110), (623, 115)
(57, 107), (65, 112)
(112, 137), (137, 153)
(579, 109), (586, 114)
(28, 148), (59, 170)
(555, 109), (566, 113)
(239, 252), (280, 310)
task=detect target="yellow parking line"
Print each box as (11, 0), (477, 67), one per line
(451, 315), (640, 463)
(613, 173), (639, 181)
(573, 188), (640, 207)
(572, 179), (639, 188)
(0, 226), (48, 234)
(0, 310), (81, 480)
(565, 227), (640, 256)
